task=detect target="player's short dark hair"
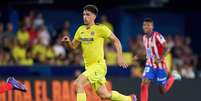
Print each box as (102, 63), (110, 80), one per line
(83, 5), (98, 15)
(143, 18), (154, 23)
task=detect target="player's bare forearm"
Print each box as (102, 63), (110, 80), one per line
(114, 39), (123, 57)
(109, 33), (123, 57)
(61, 36), (80, 50)
(65, 41), (75, 50)
(109, 33), (128, 68)
(162, 42), (170, 58)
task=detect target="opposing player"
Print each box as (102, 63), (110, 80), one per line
(140, 18), (181, 101)
(62, 5), (137, 101)
(0, 77), (27, 93)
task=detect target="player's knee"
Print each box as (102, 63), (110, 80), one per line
(159, 88), (166, 95)
(98, 93), (111, 100)
(75, 81), (84, 92)
(160, 91), (166, 95)
(159, 90), (166, 95)
(99, 94), (107, 100)
(142, 78), (151, 85)
(97, 90), (111, 100)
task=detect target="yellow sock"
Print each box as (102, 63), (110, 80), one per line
(77, 92), (86, 101)
(111, 91), (132, 101)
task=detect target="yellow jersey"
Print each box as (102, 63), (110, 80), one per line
(12, 46), (26, 60)
(74, 24), (112, 67)
(17, 30), (30, 45)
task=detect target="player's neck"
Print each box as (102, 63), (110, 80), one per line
(146, 32), (152, 37)
(86, 22), (95, 29)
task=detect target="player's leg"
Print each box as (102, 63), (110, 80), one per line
(96, 84), (111, 100)
(154, 65), (170, 94)
(74, 74), (90, 101)
(159, 75), (174, 94)
(141, 65), (154, 101)
(89, 63), (137, 101)
(157, 62), (181, 94)
(141, 78), (151, 101)
(96, 84), (137, 101)
(0, 77), (27, 93)
(158, 70), (181, 94)
(0, 83), (12, 93)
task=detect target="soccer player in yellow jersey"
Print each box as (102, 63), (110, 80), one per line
(62, 5), (137, 101)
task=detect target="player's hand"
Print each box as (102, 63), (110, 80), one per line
(154, 57), (164, 64)
(117, 55), (128, 68)
(134, 55), (139, 61)
(61, 35), (70, 43)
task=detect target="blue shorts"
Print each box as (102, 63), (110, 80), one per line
(143, 65), (168, 86)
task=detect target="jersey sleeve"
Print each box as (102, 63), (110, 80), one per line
(156, 33), (166, 45)
(100, 25), (112, 39)
(143, 35), (147, 48)
(73, 26), (82, 41)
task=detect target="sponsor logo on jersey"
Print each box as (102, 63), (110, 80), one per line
(80, 38), (94, 41)
(91, 31), (95, 36)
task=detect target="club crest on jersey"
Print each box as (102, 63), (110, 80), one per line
(91, 31), (95, 36)
(81, 32), (84, 34)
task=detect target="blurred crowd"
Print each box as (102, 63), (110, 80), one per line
(0, 10), (198, 79)
(0, 11), (83, 66)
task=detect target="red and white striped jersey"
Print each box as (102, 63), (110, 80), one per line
(143, 31), (166, 68)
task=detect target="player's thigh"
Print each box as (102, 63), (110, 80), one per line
(96, 84), (111, 99)
(83, 64), (107, 90)
(158, 86), (166, 94)
(155, 68), (168, 86)
(142, 77), (151, 85)
(142, 65), (154, 84)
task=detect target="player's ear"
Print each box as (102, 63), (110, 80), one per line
(93, 14), (96, 19)
(152, 24), (154, 29)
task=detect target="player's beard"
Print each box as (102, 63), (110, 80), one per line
(144, 29), (152, 35)
(84, 20), (89, 25)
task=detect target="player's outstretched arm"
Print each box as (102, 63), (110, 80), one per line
(155, 37), (170, 63)
(109, 33), (128, 68)
(61, 35), (80, 50)
(161, 42), (170, 58)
